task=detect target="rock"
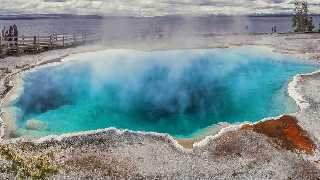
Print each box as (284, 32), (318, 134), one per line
(26, 119), (48, 131)
(13, 128), (51, 138)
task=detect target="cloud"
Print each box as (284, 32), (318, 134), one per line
(0, 0), (319, 16)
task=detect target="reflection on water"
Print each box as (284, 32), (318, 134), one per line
(1, 16), (320, 37)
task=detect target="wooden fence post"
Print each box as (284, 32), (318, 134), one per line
(0, 35), (2, 54)
(16, 35), (19, 52)
(73, 33), (76, 44)
(82, 33), (84, 43)
(33, 36), (37, 52)
(55, 34), (58, 47)
(49, 35), (53, 48)
(22, 35), (25, 45)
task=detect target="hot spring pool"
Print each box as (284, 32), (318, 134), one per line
(6, 48), (318, 138)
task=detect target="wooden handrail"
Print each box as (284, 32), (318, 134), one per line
(1, 33), (93, 39)
(0, 32), (100, 55)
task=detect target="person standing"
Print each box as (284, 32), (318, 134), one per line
(1, 26), (5, 39)
(13, 24), (18, 46)
(8, 26), (13, 47)
(5, 29), (9, 43)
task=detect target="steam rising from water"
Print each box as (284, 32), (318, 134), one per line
(11, 48), (317, 137)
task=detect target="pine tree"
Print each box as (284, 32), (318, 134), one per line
(292, 0), (314, 32)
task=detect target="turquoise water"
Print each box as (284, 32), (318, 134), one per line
(12, 48), (318, 138)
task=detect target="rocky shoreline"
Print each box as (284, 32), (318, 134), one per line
(0, 34), (319, 179)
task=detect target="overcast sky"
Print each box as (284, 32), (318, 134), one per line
(0, 0), (319, 16)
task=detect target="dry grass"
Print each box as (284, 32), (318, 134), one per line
(0, 144), (58, 179)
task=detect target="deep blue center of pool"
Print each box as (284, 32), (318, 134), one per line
(12, 48), (318, 137)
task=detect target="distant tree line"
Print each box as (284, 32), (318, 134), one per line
(292, 0), (318, 32)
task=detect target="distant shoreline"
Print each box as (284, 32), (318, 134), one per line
(1, 13), (320, 20)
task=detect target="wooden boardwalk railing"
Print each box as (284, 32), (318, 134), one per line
(0, 33), (100, 56)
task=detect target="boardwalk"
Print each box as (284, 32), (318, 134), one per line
(0, 33), (100, 56)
